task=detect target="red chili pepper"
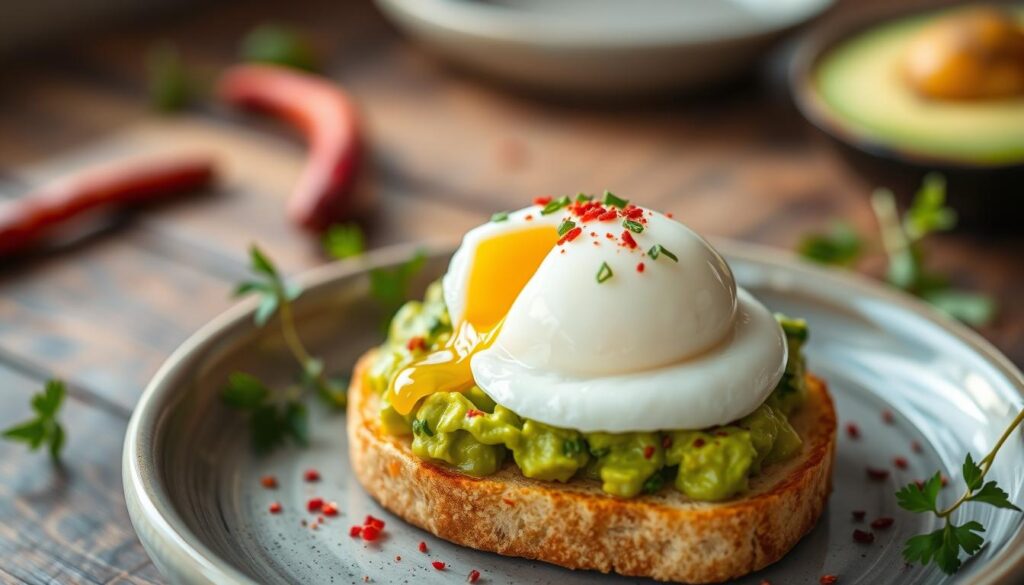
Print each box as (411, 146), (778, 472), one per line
(598, 210), (618, 222)
(871, 517), (894, 530)
(361, 525), (381, 541)
(303, 469), (320, 482)
(268, 502), (282, 514)
(349, 525), (363, 537)
(581, 207), (606, 223)
(432, 561), (446, 571)
(260, 475), (278, 489)
(636, 262), (645, 273)
(0, 155), (215, 257)
(322, 502), (339, 516)
(218, 64), (363, 231)
(418, 541), (428, 553)
(621, 230), (637, 249)
(307, 498), (324, 512)
(625, 207), (643, 219)
(365, 515), (385, 530)
(852, 529), (875, 544)
(845, 422), (860, 439)
(468, 569), (481, 583)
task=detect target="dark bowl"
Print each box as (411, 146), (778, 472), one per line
(789, 0), (1024, 232)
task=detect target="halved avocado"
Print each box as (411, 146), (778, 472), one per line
(792, 4), (1024, 230)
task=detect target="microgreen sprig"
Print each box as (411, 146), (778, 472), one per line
(540, 195), (570, 215)
(602, 191), (628, 209)
(898, 409), (1024, 574)
(2, 380), (66, 462)
(323, 223), (365, 260)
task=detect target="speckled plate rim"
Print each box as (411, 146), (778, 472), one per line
(123, 239), (1024, 585)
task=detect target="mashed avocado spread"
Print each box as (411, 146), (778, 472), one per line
(368, 282), (808, 501)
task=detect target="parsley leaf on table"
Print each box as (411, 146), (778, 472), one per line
(3, 380), (67, 461)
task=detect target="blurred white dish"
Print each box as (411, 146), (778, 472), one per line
(375, 0), (835, 96)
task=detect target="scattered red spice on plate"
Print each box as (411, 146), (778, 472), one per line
(307, 498), (324, 512)
(468, 569), (481, 583)
(349, 526), (363, 537)
(362, 525), (381, 541)
(845, 422), (860, 439)
(911, 440), (923, 454)
(852, 529), (875, 544)
(322, 502), (339, 516)
(365, 515), (385, 530)
(820, 574), (838, 584)
(395, 555), (401, 561)
(871, 517), (894, 530)
(419, 541), (428, 553)
(304, 469), (321, 482)
(851, 510), (866, 522)
(941, 474), (949, 487)
(893, 456), (908, 470)
(260, 475), (278, 489)
(268, 502), (282, 514)
(432, 561), (446, 571)
(881, 410), (894, 424)
(636, 262), (645, 273)
(866, 467), (890, 481)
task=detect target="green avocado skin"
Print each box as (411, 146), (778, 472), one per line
(368, 282), (808, 501)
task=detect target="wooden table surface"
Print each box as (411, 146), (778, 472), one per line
(0, 1), (1021, 583)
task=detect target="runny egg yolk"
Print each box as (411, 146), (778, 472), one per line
(386, 225), (558, 414)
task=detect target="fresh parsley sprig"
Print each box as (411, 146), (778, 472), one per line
(2, 380), (66, 462)
(898, 409), (1024, 574)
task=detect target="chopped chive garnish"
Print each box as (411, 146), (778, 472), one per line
(596, 261), (613, 283)
(541, 195), (570, 215)
(557, 219), (576, 236)
(575, 193), (593, 203)
(602, 191), (628, 209)
(647, 244), (678, 262)
(622, 219), (644, 234)
(491, 211), (510, 222)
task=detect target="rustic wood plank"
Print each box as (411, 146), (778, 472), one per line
(0, 367), (151, 585)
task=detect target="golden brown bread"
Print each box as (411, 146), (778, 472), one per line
(348, 349), (836, 584)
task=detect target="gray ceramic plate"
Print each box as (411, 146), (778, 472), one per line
(124, 241), (1024, 584)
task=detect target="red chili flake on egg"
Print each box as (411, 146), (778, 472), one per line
(307, 498), (324, 512)
(852, 510), (866, 522)
(361, 525), (381, 542)
(468, 569), (482, 583)
(621, 231), (638, 249)
(852, 529), (875, 544)
(533, 195), (552, 206)
(871, 517), (894, 530)
(820, 575), (839, 585)
(866, 467), (890, 481)
(911, 440), (923, 454)
(407, 336), (426, 351)
(625, 207), (643, 219)
(662, 436), (673, 449)
(419, 541), (429, 553)
(636, 262), (645, 273)
(643, 445), (655, 459)
(260, 475), (278, 489)
(432, 561), (446, 571)
(524, 214), (533, 221)
(666, 212), (674, 218)
(845, 422), (860, 439)
(598, 210), (618, 221)
(581, 207), (606, 222)
(557, 226), (583, 245)
(882, 410), (895, 424)
(269, 502), (282, 514)
(304, 469), (321, 482)
(322, 502), (339, 516)
(894, 456), (909, 470)
(349, 525), (363, 537)
(466, 409), (484, 418)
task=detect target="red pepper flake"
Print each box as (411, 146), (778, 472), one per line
(693, 438), (706, 448)
(269, 502), (282, 514)
(260, 475), (278, 489)
(349, 525), (363, 537)
(636, 262), (645, 273)
(643, 445), (655, 459)
(432, 561), (446, 571)
(533, 196), (552, 206)
(418, 541), (429, 553)
(845, 422), (860, 439)
(581, 207), (606, 222)
(852, 529), (875, 544)
(852, 510), (866, 522)
(361, 524), (381, 541)
(866, 467), (890, 481)
(407, 336), (426, 352)
(395, 555), (402, 562)
(307, 498), (323, 512)
(666, 212), (674, 218)
(621, 230), (638, 249)
(871, 517), (894, 530)
(466, 409), (484, 418)
(557, 226), (583, 245)
(820, 575), (839, 585)
(662, 436), (673, 449)
(598, 210), (618, 221)
(882, 410), (895, 424)
(365, 515), (385, 530)
(304, 469), (321, 482)
(524, 214), (533, 221)
(894, 456), (909, 470)
(625, 207), (643, 219)
(911, 440), (923, 454)
(468, 569), (481, 583)
(322, 502), (339, 516)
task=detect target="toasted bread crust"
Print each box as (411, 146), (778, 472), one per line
(348, 350), (836, 583)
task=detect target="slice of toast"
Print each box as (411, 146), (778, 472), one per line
(348, 349), (836, 584)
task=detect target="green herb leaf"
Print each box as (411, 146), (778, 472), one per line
(923, 289), (996, 327)
(540, 196), (570, 215)
(2, 419), (47, 448)
(602, 191), (628, 209)
(48, 423), (64, 462)
(323, 223), (365, 260)
(963, 453), (984, 491)
(642, 473), (664, 494)
(596, 261), (613, 284)
(490, 211), (510, 222)
(897, 472), (942, 514)
(233, 281), (272, 297)
(251, 404), (287, 454)
(2, 379), (67, 461)
(797, 221), (863, 267)
(904, 528), (945, 567)
(905, 173), (956, 241)
(411, 418), (433, 437)
(968, 481), (1022, 511)
(284, 401), (309, 446)
(647, 244), (678, 263)
(562, 438), (585, 457)
(240, 23), (318, 71)
(622, 219), (644, 234)
(249, 245), (278, 278)
(146, 42), (192, 112)
(222, 372), (270, 409)
(254, 295), (279, 327)
(32, 380), (65, 418)
(557, 219), (576, 237)
(575, 193), (593, 203)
